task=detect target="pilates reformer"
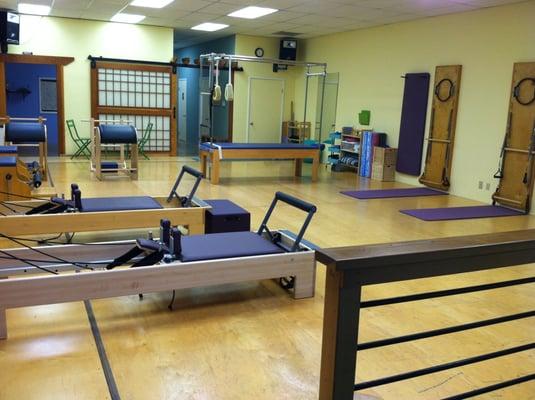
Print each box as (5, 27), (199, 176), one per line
(492, 62), (535, 213)
(87, 118), (139, 180)
(0, 165), (208, 237)
(0, 192), (318, 339)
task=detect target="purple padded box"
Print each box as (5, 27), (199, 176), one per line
(204, 199), (251, 234)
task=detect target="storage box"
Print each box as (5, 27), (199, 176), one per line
(204, 199), (251, 233)
(373, 147), (397, 166)
(372, 164), (395, 182)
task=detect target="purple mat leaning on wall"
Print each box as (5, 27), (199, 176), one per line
(396, 72), (431, 176)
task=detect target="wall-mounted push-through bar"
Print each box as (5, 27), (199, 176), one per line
(493, 62), (535, 213)
(420, 65), (462, 190)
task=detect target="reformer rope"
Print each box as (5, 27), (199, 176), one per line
(0, 233), (94, 271)
(0, 249), (57, 275)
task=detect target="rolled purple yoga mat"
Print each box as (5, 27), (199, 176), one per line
(400, 205), (524, 221)
(341, 187), (447, 200)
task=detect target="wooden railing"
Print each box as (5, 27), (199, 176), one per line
(316, 229), (535, 399)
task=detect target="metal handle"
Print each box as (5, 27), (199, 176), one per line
(182, 165), (203, 179)
(275, 191), (317, 213)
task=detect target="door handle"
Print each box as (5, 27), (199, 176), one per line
(249, 122), (254, 126)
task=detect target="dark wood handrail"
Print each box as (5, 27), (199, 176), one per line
(316, 229), (535, 399)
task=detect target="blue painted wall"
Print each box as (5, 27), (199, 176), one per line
(6, 63), (58, 156)
(175, 35), (235, 155)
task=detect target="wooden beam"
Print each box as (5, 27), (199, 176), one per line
(94, 61), (171, 73)
(170, 67), (177, 155)
(0, 61), (5, 117)
(0, 308), (6, 340)
(0, 54), (74, 66)
(97, 106), (173, 117)
(56, 65), (66, 154)
(90, 64), (98, 120)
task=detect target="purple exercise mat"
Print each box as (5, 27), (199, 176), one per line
(341, 187), (447, 199)
(400, 205), (524, 221)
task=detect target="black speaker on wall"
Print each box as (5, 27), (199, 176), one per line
(0, 10), (20, 53)
(279, 39), (297, 61)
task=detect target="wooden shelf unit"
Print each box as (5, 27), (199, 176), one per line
(339, 131), (361, 171)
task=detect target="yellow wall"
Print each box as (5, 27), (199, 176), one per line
(233, 34), (303, 142)
(302, 1), (535, 203)
(12, 15), (173, 154)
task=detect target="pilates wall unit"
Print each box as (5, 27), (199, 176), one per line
(492, 62), (535, 213)
(420, 65), (462, 191)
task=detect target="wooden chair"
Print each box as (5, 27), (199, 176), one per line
(138, 122), (153, 160)
(66, 119), (91, 159)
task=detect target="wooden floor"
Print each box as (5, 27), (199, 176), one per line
(0, 157), (534, 400)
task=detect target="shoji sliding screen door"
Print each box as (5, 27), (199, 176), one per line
(90, 60), (177, 155)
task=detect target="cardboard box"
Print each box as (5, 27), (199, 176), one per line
(372, 164), (395, 182)
(373, 147), (397, 166)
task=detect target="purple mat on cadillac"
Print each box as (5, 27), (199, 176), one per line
(400, 205), (524, 221)
(341, 187), (447, 199)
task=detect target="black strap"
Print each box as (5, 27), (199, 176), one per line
(513, 77), (535, 106)
(435, 78), (455, 102)
(106, 246), (144, 270)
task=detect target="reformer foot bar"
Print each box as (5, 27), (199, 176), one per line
(493, 62), (535, 213)
(0, 192), (318, 340)
(420, 65), (462, 190)
(0, 165), (207, 236)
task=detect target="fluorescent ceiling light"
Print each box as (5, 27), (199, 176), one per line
(130, 0), (174, 8)
(18, 3), (51, 16)
(191, 23), (228, 32)
(111, 13), (146, 24)
(228, 6), (277, 19)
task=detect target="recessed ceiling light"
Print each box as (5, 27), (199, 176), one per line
(191, 23), (228, 32)
(130, 0), (174, 8)
(18, 3), (51, 16)
(228, 6), (277, 19)
(111, 13), (146, 24)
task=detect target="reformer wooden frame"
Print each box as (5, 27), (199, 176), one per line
(0, 195), (208, 236)
(0, 232), (316, 340)
(492, 62), (535, 213)
(199, 146), (320, 185)
(420, 65), (462, 190)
